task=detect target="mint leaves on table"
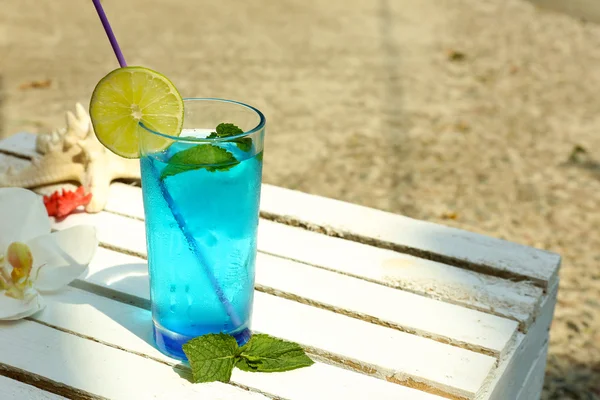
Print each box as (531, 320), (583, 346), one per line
(234, 334), (314, 373)
(160, 122), (253, 179)
(182, 333), (239, 384)
(182, 333), (314, 384)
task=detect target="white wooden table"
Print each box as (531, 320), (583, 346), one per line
(0, 133), (560, 400)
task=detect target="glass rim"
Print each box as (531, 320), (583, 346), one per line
(138, 97), (266, 143)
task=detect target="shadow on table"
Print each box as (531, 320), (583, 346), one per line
(67, 263), (213, 383)
(74, 262), (200, 378)
(68, 263), (164, 356)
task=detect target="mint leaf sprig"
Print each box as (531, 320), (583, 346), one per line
(182, 333), (314, 383)
(160, 122), (254, 179)
(161, 144), (239, 178)
(208, 123), (253, 152)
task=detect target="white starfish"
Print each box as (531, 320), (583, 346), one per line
(0, 103), (140, 213)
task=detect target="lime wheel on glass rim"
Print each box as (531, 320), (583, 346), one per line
(89, 66), (184, 159)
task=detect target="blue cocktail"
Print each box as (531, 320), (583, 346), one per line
(139, 98), (265, 360)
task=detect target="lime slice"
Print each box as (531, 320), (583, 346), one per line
(89, 66), (184, 158)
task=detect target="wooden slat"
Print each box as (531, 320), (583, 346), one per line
(35, 286), (444, 400)
(0, 132), (561, 290)
(258, 185), (561, 289)
(63, 235), (496, 399)
(104, 182), (541, 332)
(0, 320), (267, 400)
(0, 375), (67, 400)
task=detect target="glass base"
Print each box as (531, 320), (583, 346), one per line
(152, 322), (252, 361)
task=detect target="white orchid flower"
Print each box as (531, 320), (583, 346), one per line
(0, 188), (98, 320)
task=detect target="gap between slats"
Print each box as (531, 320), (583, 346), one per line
(0, 365), (104, 400)
(0, 374), (69, 400)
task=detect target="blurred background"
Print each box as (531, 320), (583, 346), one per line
(0, 0), (599, 398)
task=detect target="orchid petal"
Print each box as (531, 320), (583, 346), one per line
(27, 225), (98, 292)
(0, 188), (51, 251)
(0, 289), (44, 320)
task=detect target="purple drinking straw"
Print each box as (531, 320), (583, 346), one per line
(92, 0), (127, 68)
(90, 0), (250, 343)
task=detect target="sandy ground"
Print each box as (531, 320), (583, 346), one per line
(1, 0), (599, 398)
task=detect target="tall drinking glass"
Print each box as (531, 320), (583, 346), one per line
(138, 98), (265, 360)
